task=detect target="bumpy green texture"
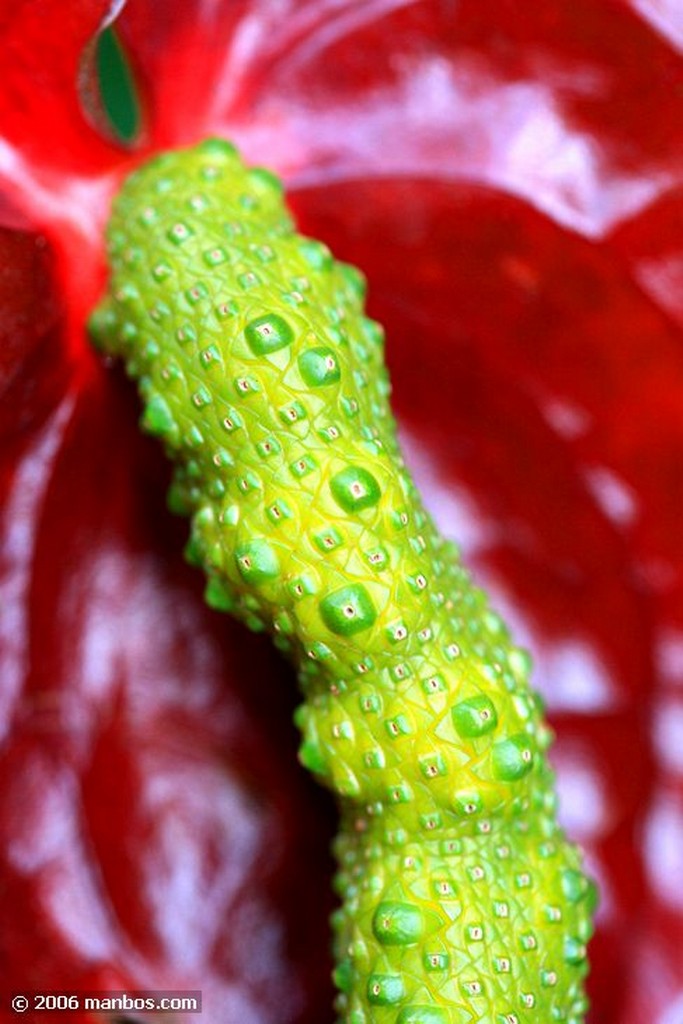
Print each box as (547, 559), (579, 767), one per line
(90, 140), (596, 1024)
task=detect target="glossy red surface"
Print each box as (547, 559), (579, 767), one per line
(1, 1), (682, 1021)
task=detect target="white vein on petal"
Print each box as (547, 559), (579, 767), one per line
(235, 54), (678, 240)
(629, 0), (683, 54)
(0, 138), (116, 246)
(0, 394), (76, 743)
(210, 0), (417, 118)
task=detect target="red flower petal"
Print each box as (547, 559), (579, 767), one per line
(0, 1), (123, 180)
(0, 227), (65, 425)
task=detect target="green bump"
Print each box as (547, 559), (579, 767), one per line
(252, 244), (276, 263)
(341, 395), (359, 418)
(221, 408), (243, 432)
(365, 546), (389, 570)
(298, 237), (333, 271)
(266, 499), (292, 525)
(203, 246), (228, 266)
(363, 748), (385, 769)
(187, 423), (205, 448)
(204, 576), (236, 612)
(453, 790), (484, 816)
(298, 740), (327, 775)
(248, 166), (283, 194)
(419, 752), (447, 778)
(330, 466), (381, 513)
(338, 261), (367, 302)
(186, 281), (208, 305)
(142, 394), (176, 438)
(359, 692), (381, 713)
(198, 137), (239, 159)
(176, 321), (197, 344)
(192, 384), (212, 408)
(287, 574), (317, 600)
(563, 936), (587, 964)
(367, 974), (405, 1005)
(452, 695), (498, 737)
(235, 539), (280, 584)
(319, 584), (377, 636)
(561, 869), (589, 903)
(332, 959), (353, 995)
(424, 952), (449, 971)
(256, 436), (281, 458)
(239, 271), (261, 290)
(298, 346), (341, 386)
(152, 261), (172, 282)
(212, 448), (234, 469)
(420, 811), (442, 830)
(290, 454), (317, 478)
(492, 733), (535, 781)
(167, 221), (193, 245)
(385, 714), (411, 738)
(313, 525), (344, 552)
(388, 781), (412, 803)
(279, 399), (307, 424)
(234, 374), (260, 397)
(215, 299), (238, 320)
(237, 470), (261, 493)
(244, 312), (294, 354)
(184, 533), (204, 568)
(360, 316), (384, 347)
(200, 343), (221, 367)
(309, 640), (333, 660)
(372, 901), (423, 946)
